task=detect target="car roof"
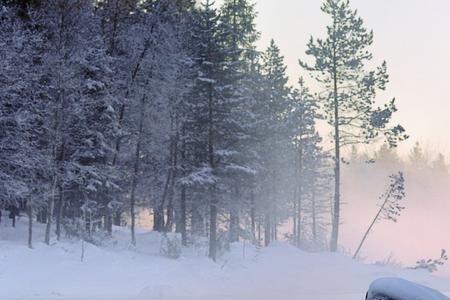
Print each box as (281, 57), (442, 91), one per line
(367, 277), (449, 300)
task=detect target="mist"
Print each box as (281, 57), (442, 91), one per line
(340, 144), (450, 275)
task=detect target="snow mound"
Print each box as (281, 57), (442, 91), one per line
(368, 277), (450, 300)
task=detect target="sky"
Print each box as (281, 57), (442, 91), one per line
(252, 0), (450, 158)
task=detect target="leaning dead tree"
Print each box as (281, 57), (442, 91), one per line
(353, 172), (406, 259)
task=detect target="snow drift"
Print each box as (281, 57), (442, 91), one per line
(1, 218), (449, 300)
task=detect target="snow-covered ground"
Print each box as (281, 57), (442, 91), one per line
(1, 217), (450, 300)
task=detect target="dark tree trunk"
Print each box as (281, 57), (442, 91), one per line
(273, 209), (277, 241)
(179, 185), (187, 245)
(164, 117), (179, 233)
(165, 197), (174, 232)
(129, 94), (146, 246)
(296, 197), (302, 248)
(191, 203), (204, 237)
(37, 208), (46, 224)
(330, 48), (341, 252)
(257, 218), (261, 245)
(296, 142), (303, 248)
(271, 171), (278, 242)
(208, 199), (217, 261)
(176, 125), (187, 245)
(85, 213), (91, 236)
(229, 209), (239, 243)
(27, 200), (33, 249)
(105, 215), (113, 236)
(153, 209), (164, 232)
(45, 181), (55, 245)
(155, 134), (176, 232)
(207, 77), (217, 261)
(293, 199), (297, 240)
(229, 188), (240, 243)
(55, 183), (64, 241)
(264, 213), (270, 247)
(250, 190), (256, 243)
(113, 211), (121, 226)
(311, 177), (317, 243)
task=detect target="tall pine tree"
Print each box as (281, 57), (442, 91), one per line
(300, 0), (407, 251)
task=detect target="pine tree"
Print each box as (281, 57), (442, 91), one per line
(431, 153), (448, 178)
(0, 4), (51, 246)
(254, 39), (291, 246)
(409, 142), (427, 172)
(300, 0), (407, 251)
(218, 0), (260, 246)
(186, 0), (233, 260)
(287, 79), (321, 247)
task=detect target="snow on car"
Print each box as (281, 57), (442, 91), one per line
(367, 277), (450, 300)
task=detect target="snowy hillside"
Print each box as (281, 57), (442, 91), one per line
(1, 218), (449, 300)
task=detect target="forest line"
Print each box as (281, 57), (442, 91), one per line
(0, 0), (408, 260)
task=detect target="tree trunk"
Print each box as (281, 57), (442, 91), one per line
(178, 125), (187, 246)
(207, 77), (217, 261)
(85, 212), (92, 237)
(113, 211), (121, 226)
(330, 50), (341, 252)
(229, 209), (239, 243)
(10, 206), (16, 228)
(191, 200), (205, 237)
(179, 185), (187, 245)
(165, 192), (174, 232)
(257, 217), (261, 245)
(155, 133), (176, 232)
(155, 171), (171, 232)
(229, 188), (240, 243)
(293, 199), (297, 240)
(353, 185), (396, 259)
(208, 199), (217, 261)
(37, 208), (46, 224)
(153, 209), (163, 232)
(311, 175), (317, 244)
(105, 215), (113, 236)
(273, 209), (277, 241)
(45, 176), (57, 245)
(264, 212), (270, 247)
(296, 197), (302, 248)
(27, 199), (33, 249)
(129, 94), (146, 246)
(55, 183), (64, 241)
(296, 140), (303, 248)
(271, 171), (278, 242)
(250, 190), (256, 243)
(45, 199), (54, 245)
(164, 117), (179, 233)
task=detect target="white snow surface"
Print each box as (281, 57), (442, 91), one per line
(368, 277), (449, 300)
(1, 217), (450, 300)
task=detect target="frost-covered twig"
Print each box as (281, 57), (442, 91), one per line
(410, 249), (448, 273)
